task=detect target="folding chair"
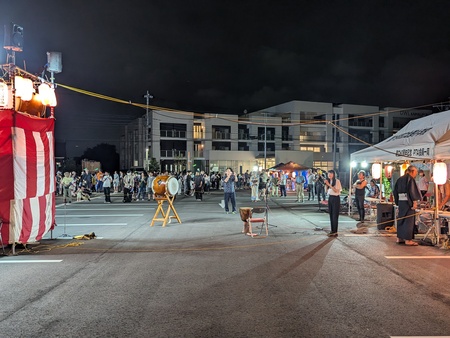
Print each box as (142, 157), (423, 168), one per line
(248, 207), (268, 237)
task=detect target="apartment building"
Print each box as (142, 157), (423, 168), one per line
(120, 100), (431, 177)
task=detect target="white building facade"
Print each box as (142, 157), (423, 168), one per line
(120, 100), (431, 181)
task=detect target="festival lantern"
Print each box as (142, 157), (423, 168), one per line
(15, 75), (34, 101)
(400, 162), (408, 176)
(371, 163), (381, 179)
(38, 83), (57, 106)
(384, 165), (393, 179)
(433, 162), (447, 185)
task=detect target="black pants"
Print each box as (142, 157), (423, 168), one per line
(355, 194), (365, 221)
(104, 187), (111, 202)
(328, 195), (340, 233)
(123, 187), (132, 202)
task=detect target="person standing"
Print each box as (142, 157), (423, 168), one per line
(279, 172), (287, 197)
(393, 165), (422, 246)
(222, 168), (237, 214)
(186, 171), (194, 196)
(324, 170), (342, 237)
(417, 170), (429, 201)
(194, 171), (204, 201)
(102, 171), (112, 203)
(307, 169), (316, 201)
(250, 171), (259, 202)
(61, 172), (73, 204)
(123, 171), (133, 202)
(295, 173), (305, 203)
(147, 171), (155, 201)
(353, 170), (367, 223)
(113, 171), (120, 193)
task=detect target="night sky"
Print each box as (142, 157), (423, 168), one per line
(2, 1), (450, 157)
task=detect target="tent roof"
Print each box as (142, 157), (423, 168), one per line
(276, 161), (309, 171)
(351, 110), (450, 163)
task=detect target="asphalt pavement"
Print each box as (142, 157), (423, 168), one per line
(1, 189), (450, 337)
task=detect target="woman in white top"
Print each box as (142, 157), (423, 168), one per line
(324, 169), (342, 237)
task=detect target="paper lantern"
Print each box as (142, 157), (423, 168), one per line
(38, 83), (56, 106)
(433, 162), (447, 185)
(384, 165), (393, 179)
(371, 163), (381, 179)
(15, 76), (34, 101)
(400, 163), (408, 176)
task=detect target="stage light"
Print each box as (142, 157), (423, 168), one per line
(371, 163), (381, 179)
(433, 162), (447, 185)
(253, 165), (258, 172)
(361, 161), (368, 168)
(351, 161), (357, 168)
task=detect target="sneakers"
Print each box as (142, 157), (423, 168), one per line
(327, 232), (338, 237)
(232, 211), (236, 215)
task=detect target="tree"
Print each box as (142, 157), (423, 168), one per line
(79, 143), (120, 172)
(148, 157), (160, 172)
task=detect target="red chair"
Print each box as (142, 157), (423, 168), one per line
(246, 207), (268, 237)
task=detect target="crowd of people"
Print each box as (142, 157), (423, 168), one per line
(54, 167), (333, 205)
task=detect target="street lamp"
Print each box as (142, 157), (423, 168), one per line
(144, 90), (153, 170)
(261, 112), (269, 170)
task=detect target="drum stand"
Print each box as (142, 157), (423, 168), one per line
(150, 193), (182, 227)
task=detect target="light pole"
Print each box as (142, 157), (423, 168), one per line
(144, 90), (153, 171)
(261, 112), (269, 170)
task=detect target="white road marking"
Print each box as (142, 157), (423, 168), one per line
(386, 256), (450, 259)
(56, 207), (153, 211)
(55, 223), (128, 226)
(55, 214), (144, 217)
(0, 260), (63, 264)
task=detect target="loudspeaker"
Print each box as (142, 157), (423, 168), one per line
(3, 23), (24, 52)
(47, 52), (62, 73)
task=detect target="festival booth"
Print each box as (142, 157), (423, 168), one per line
(350, 110), (450, 244)
(0, 109), (56, 250)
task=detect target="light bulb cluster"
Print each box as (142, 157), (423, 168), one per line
(14, 75), (57, 107)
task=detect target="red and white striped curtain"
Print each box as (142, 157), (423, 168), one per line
(0, 110), (55, 244)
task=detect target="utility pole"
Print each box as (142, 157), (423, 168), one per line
(144, 90), (153, 171)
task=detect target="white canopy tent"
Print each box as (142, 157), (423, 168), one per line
(350, 110), (450, 244)
(351, 110), (450, 163)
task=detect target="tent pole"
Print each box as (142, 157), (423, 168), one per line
(434, 182), (440, 246)
(348, 165), (353, 216)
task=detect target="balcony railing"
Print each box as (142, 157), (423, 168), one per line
(238, 133), (251, 140)
(299, 136), (327, 142)
(213, 131), (231, 140)
(193, 151), (204, 158)
(258, 135), (275, 141)
(160, 130), (186, 138)
(160, 150), (186, 158)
